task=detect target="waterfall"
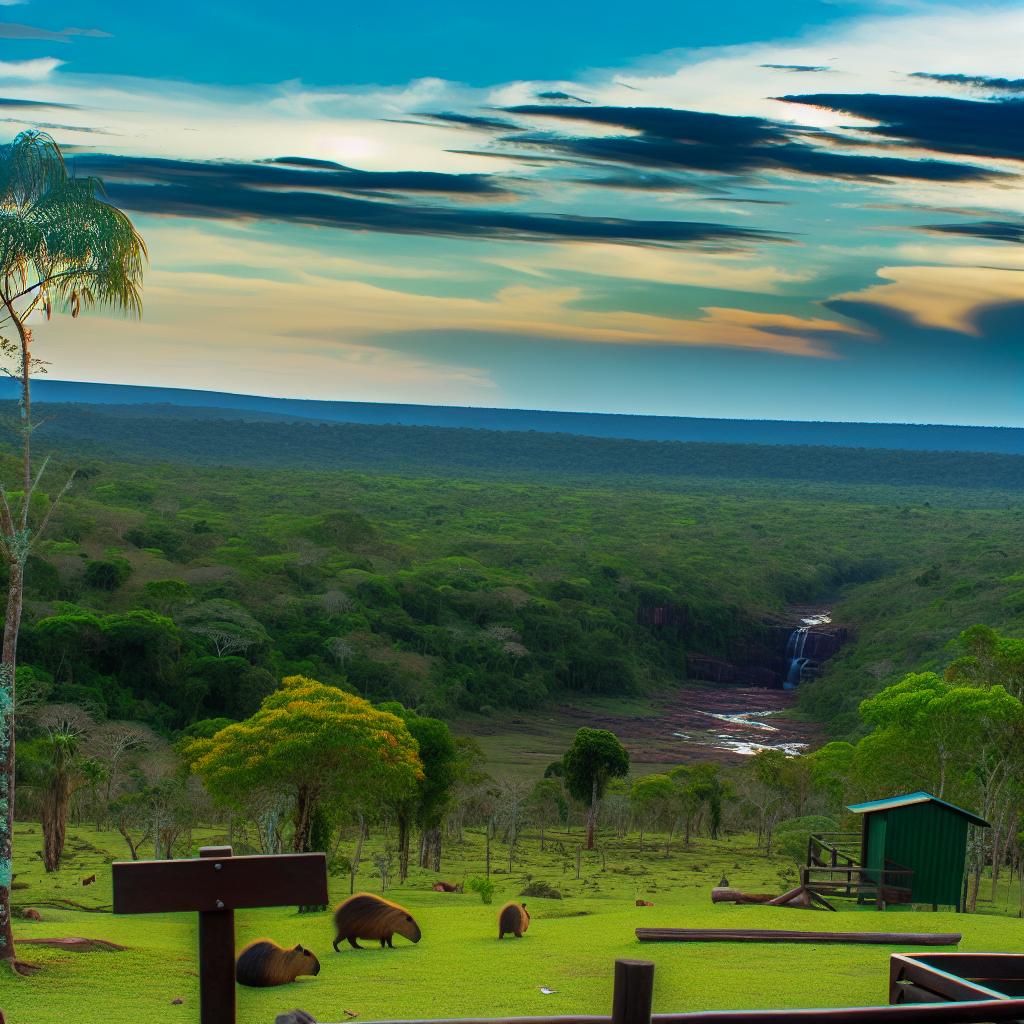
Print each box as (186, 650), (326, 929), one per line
(784, 625), (811, 690)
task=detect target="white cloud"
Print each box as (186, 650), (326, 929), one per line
(0, 57), (62, 80)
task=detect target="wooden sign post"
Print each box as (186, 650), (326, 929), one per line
(112, 845), (328, 1024)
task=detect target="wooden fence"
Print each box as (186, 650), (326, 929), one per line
(805, 833), (914, 909)
(297, 961), (1024, 1024)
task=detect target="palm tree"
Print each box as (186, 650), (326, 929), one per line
(0, 130), (146, 974)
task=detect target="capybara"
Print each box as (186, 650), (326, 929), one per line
(235, 940), (321, 988)
(82, 874), (96, 886)
(498, 901), (530, 939)
(332, 893), (422, 950)
(635, 899), (654, 907)
(24, 908), (42, 920)
(432, 881), (462, 893)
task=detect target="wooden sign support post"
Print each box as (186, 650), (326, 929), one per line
(112, 845), (328, 1024)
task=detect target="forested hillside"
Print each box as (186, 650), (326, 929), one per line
(11, 401), (1024, 491)
(5, 380), (1022, 453)
(3, 409), (1022, 739)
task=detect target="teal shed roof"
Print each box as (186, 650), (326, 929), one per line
(847, 791), (989, 828)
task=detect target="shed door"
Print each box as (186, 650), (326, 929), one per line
(865, 813), (887, 881)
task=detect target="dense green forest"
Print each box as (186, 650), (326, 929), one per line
(12, 401), (1024, 492)
(3, 407), (1022, 739)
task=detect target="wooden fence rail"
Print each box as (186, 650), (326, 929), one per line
(303, 962), (1024, 1024)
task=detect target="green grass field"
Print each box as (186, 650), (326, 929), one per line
(7, 823), (1024, 1024)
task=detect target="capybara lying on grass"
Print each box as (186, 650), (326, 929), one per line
(236, 941), (320, 988)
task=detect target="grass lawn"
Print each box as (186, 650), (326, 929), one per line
(6, 823), (1024, 1024)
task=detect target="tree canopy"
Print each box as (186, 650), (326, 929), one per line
(563, 727), (629, 849)
(187, 675), (422, 851)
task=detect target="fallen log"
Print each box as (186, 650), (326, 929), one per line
(712, 885), (836, 910)
(711, 887), (775, 905)
(636, 928), (961, 946)
(768, 886), (837, 911)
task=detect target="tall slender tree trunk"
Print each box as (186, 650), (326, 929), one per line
(397, 811), (410, 883)
(292, 786), (316, 853)
(586, 777), (598, 850)
(418, 825), (441, 872)
(350, 813), (366, 895)
(41, 769), (71, 872)
(0, 316), (31, 970)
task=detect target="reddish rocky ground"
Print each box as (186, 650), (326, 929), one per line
(468, 685), (824, 777)
(557, 686), (822, 766)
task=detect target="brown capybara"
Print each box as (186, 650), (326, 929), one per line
(332, 893), (422, 951)
(82, 874), (97, 886)
(24, 908), (42, 921)
(498, 901), (530, 939)
(235, 940), (321, 988)
(432, 881), (462, 893)
(635, 899), (654, 907)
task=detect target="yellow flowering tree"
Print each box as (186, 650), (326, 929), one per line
(187, 676), (422, 852)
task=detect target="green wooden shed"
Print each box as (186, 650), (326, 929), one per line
(848, 792), (989, 910)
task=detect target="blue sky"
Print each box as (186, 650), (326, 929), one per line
(2, 0), (1023, 425)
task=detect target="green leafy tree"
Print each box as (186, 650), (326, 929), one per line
(83, 558), (131, 591)
(527, 777), (567, 850)
(187, 676), (422, 853)
(804, 741), (855, 810)
(630, 773), (676, 852)
(0, 130), (145, 972)
(946, 625), (1024, 700)
(380, 703), (458, 878)
(678, 762), (732, 841)
(562, 727), (629, 849)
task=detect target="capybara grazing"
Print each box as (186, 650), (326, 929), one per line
(498, 901), (530, 939)
(332, 893), (422, 950)
(635, 899), (654, 907)
(432, 881), (462, 893)
(82, 874), (97, 886)
(235, 940), (321, 988)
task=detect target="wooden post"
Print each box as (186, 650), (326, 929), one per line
(611, 959), (654, 1024)
(112, 844), (327, 1024)
(198, 846), (236, 1024)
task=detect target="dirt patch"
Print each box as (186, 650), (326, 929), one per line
(18, 937), (127, 952)
(553, 686), (822, 767)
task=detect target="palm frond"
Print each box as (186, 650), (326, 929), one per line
(0, 130), (146, 320)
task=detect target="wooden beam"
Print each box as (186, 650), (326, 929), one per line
(636, 929), (961, 946)
(198, 847), (236, 1024)
(612, 960), (654, 1024)
(112, 849), (327, 914)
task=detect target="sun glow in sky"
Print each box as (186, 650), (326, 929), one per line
(2, 0), (1023, 424)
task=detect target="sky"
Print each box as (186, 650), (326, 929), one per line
(2, 0), (1023, 425)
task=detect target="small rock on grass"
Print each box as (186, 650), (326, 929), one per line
(275, 1012), (317, 1024)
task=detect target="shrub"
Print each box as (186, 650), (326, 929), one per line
(775, 815), (839, 866)
(467, 876), (495, 905)
(520, 880), (562, 899)
(84, 558), (131, 591)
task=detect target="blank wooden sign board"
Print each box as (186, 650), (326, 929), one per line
(112, 845), (328, 1024)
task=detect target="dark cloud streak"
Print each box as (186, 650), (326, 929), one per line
(920, 220), (1024, 244)
(501, 104), (996, 182)
(910, 72), (1024, 94)
(781, 93), (1024, 162)
(761, 64), (830, 73)
(74, 153), (784, 249)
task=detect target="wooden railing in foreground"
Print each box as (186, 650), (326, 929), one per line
(297, 961), (1024, 1024)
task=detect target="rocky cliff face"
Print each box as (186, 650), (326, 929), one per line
(685, 615), (848, 690)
